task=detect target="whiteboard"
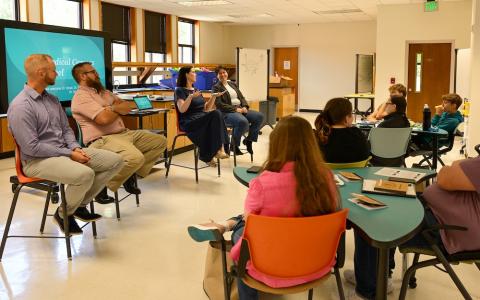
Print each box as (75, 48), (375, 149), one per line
(237, 48), (269, 101)
(456, 48), (470, 99)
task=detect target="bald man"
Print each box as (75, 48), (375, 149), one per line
(7, 54), (124, 235)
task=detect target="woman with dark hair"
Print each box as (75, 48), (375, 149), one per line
(187, 116), (339, 300)
(175, 66), (229, 166)
(212, 66), (264, 155)
(314, 97), (370, 163)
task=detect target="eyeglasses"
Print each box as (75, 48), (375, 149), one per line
(83, 70), (97, 75)
(385, 102), (394, 105)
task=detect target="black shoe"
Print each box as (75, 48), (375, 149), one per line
(53, 209), (83, 236)
(73, 206), (102, 222)
(232, 146), (245, 156)
(95, 187), (115, 205)
(243, 139), (253, 155)
(123, 175), (141, 195)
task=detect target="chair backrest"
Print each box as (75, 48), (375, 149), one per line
(368, 127), (412, 159)
(173, 89), (184, 134)
(14, 141), (41, 184)
(241, 209), (348, 278)
(325, 156), (371, 169)
(442, 122), (463, 152)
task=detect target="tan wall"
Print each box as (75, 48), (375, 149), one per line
(374, 1), (472, 101)
(223, 22), (377, 110)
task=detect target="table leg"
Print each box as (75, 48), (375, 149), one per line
(355, 98), (359, 114)
(138, 116), (144, 129)
(375, 248), (389, 300)
(432, 135), (439, 170)
(163, 111), (168, 168)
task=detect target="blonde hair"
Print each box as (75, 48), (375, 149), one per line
(24, 54), (53, 78)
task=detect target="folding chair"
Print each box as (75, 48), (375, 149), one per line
(368, 127), (412, 167)
(226, 126), (254, 167)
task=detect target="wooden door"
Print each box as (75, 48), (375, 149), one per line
(407, 43), (452, 122)
(274, 48), (299, 108)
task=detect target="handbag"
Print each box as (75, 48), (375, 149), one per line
(203, 240), (238, 300)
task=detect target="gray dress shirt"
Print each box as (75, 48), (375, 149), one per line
(7, 85), (80, 161)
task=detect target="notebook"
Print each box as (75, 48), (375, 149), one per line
(374, 167), (427, 183)
(348, 193), (387, 211)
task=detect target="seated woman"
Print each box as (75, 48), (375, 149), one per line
(314, 97), (370, 163)
(212, 66), (264, 155)
(175, 66), (229, 166)
(187, 116), (339, 300)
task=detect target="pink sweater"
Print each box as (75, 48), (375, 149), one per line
(230, 162), (338, 288)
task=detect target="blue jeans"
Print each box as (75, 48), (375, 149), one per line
(354, 210), (441, 299)
(224, 110), (264, 147)
(230, 215), (259, 300)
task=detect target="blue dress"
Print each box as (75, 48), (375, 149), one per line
(174, 87), (228, 162)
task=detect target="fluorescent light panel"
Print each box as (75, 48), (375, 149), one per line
(178, 0), (232, 6)
(314, 9), (363, 15)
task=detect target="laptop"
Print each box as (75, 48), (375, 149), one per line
(130, 95), (162, 114)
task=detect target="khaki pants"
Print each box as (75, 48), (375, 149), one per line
(22, 148), (124, 216)
(89, 130), (167, 191)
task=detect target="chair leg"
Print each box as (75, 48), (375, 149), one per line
(133, 174), (140, 207)
(334, 267), (345, 300)
(431, 244), (473, 300)
(194, 146), (199, 183)
(0, 184), (23, 261)
(217, 158), (221, 177)
(402, 253), (409, 275)
(220, 239), (231, 300)
(89, 201), (97, 238)
(59, 184), (72, 260)
(166, 135), (180, 178)
(114, 191), (121, 220)
(438, 156), (445, 167)
(40, 189), (52, 233)
(408, 253), (420, 288)
(250, 152), (253, 163)
(307, 289), (313, 300)
(230, 131), (237, 167)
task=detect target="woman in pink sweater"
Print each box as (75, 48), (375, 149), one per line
(188, 116), (339, 300)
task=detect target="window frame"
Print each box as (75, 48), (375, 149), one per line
(112, 40), (131, 85)
(42, 0), (84, 29)
(177, 18), (195, 63)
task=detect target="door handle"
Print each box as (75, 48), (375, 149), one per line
(408, 88), (412, 92)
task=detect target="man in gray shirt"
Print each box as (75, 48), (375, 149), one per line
(7, 54), (124, 235)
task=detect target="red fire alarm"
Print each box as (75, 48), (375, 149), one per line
(390, 77), (396, 84)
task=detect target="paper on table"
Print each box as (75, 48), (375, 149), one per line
(348, 198), (388, 211)
(374, 167), (426, 183)
(334, 174), (344, 186)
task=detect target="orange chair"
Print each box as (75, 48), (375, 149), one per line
(0, 142), (97, 261)
(165, 107), (220, 183)
(234, 209), (348, 300)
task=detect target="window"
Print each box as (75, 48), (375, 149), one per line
(43, 0), (83, 28)
(415, 53), (423, 92)
(178, 18), (195, 63)
(144, 11), (168, 84)
(0, 0), (19, 21)
(145, 52), (166, 84)
(102, 3), (131, 85)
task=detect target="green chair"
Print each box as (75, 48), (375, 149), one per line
(325, 156), (371, 169)
(368, 127), (412, 167)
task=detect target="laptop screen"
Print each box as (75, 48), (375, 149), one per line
(133, 96), (153, 110)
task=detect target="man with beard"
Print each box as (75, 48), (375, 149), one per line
(8, 54), (124, 235)
(70, 62), (166, 202)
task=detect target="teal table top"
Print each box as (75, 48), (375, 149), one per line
(233, 166), (436, 248)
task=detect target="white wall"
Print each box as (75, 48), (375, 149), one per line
(224, 22), (377, 110)
(375, 1), (472, 101)
(199, 21), (228, 63)
(467, 0), (480, 156)
(456, 48), (471, 99)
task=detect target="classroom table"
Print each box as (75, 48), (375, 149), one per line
(128, 108), (170, 167)
(233, 166), (437, 300)
(344, 93), (375, 116)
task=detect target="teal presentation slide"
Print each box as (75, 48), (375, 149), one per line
(5, 28), (106, 102)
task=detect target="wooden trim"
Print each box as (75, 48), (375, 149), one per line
(194, 21), (200, 63)
(175, 16), (179, 63)
(112, 62), (234, 68)
(166, 15), (173, 63)
(19, 0), (28, 21)
(141, 9), (145, 62)
(39, 0), (43, 23)
(98, 0), (102, 31)
(130, 8), (137, 62)
(82, 0), (91, 30)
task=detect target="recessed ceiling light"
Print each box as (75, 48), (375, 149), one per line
(178, 0), (232, 6)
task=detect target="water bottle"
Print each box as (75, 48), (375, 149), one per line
(422, 104), (431, 131)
